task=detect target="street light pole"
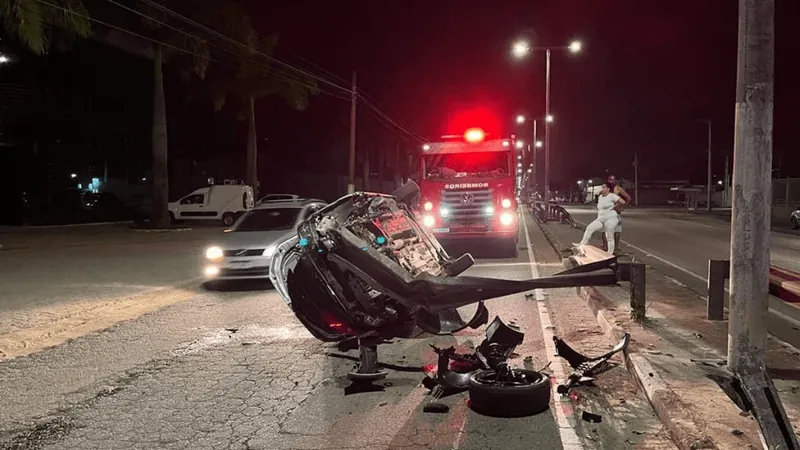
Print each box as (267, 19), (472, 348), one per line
(532, 119), (537, 197)
(703, 119), (713, 211)
(348, 71), (357, 194)
(544, 48), (551, 218)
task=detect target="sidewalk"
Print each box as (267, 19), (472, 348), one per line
(538, 219), (800, 449)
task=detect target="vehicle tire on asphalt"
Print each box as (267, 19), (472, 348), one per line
(222, 213), (236, 227)
(467, 369), (551, 417)
(793, 218), (799, 230)
(169, 211), (176, 224)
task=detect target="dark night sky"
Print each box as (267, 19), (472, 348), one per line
(246, 0), (800, 186)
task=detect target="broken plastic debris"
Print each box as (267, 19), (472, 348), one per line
(581, 411), (602, 423)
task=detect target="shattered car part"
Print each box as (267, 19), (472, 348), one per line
(424, 316), (525, 393)
(554, 333), (631, 394)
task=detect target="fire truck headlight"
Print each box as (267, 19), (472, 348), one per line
(484, 206), (494, 215)
(424, 201), (433, 211)
(500, 213), (514, 226)
(440, 208), (449, 217)
(422, 215), (435, 227)
(501, 198), (512, 209)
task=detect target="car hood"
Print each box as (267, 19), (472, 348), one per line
(214, 229), (294, 249)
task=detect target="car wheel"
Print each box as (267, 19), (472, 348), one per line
(168, 211), (176, 224)
(467, 369), (551, 417)
(222, 213), (236, 227)
(792, 218), (799, 230)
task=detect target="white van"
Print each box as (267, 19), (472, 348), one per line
(168, 185), (254, 226)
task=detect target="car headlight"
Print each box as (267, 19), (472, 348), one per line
(205, 246), (223, 260)
(263, 245), (276, 257)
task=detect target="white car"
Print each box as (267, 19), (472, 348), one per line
(202, 200), (327, 282)
(169, 184), (254, 226)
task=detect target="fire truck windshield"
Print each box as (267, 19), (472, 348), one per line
(423, 152), (510, 179)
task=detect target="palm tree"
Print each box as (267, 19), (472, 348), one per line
(135, 0), (257, 227)
(211, 34), (318, 197)
(0, 0), (91, 55)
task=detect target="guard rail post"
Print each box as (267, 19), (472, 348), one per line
(707, 259), (729, 321)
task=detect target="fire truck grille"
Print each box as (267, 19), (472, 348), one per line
(440, 189), (494, 221)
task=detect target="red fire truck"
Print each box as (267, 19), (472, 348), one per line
(417, 128), (519, 257)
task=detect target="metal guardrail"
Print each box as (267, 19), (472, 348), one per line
(564, 245), (647, 322)
(707, 260), (800, 320)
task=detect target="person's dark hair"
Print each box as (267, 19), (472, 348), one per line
(605, 182), (615, 191)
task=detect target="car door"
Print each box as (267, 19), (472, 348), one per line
(178, 193), (207, 218)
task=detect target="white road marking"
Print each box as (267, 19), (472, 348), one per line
(472, 262), (563, 268)
(520, 212), (584, 450)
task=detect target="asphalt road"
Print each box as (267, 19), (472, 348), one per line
(566, 206), (800, 275)
(565, 206), (800, 342)
(0, 215), (567, 450)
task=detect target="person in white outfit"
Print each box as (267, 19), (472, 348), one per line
(575, 182), (627, 255)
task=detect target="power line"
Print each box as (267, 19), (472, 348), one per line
(34, 0), (351, 103)
(38, 0), (426, 145)
(139, 0), (350, 93)
(136, 0), (425, 142)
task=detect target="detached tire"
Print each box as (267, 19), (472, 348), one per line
(467, 369), (551, 417)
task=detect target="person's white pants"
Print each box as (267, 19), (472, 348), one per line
(580, 213), (619, 254)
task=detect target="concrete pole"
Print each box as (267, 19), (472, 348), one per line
(724, 154), (730, 207)
(728, 0), (773, 375)
(634, 152), (639, 206)
(532, 119), (538, 197)
(706, 120), (713, 211)
(347, 71), (357, 194)
(544, 49), (551, 220)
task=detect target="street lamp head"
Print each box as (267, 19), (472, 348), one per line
(535, 140), (543, 148)
(516, 114), (525, 124)
(568, 40), (582, 53)
(545, 115), (554, 123)
(512, 41), (530, 58)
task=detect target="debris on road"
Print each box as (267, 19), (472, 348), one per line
(581, 411), (603, 423)
(554, 332), (631, 394)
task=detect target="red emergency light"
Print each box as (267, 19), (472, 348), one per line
(464, 128), (486, 143)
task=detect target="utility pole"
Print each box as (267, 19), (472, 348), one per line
(633, 152), (639, 206)
(728, 0), (796, 447)
(699, 119), (713, 211)
(724, 154), (730, 207)
(532, 119), (538, 198)
(544, 49), (552, 220)
(347, 71), (357, 194)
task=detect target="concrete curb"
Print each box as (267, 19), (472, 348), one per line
(536, 219), (719, 450)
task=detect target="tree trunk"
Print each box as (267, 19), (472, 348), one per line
(246, 95), (258, 197)
(151, 44), (170, 228)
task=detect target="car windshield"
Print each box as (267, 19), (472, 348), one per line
(424, 152), (509, 179)
(235, 208), (300, 231)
